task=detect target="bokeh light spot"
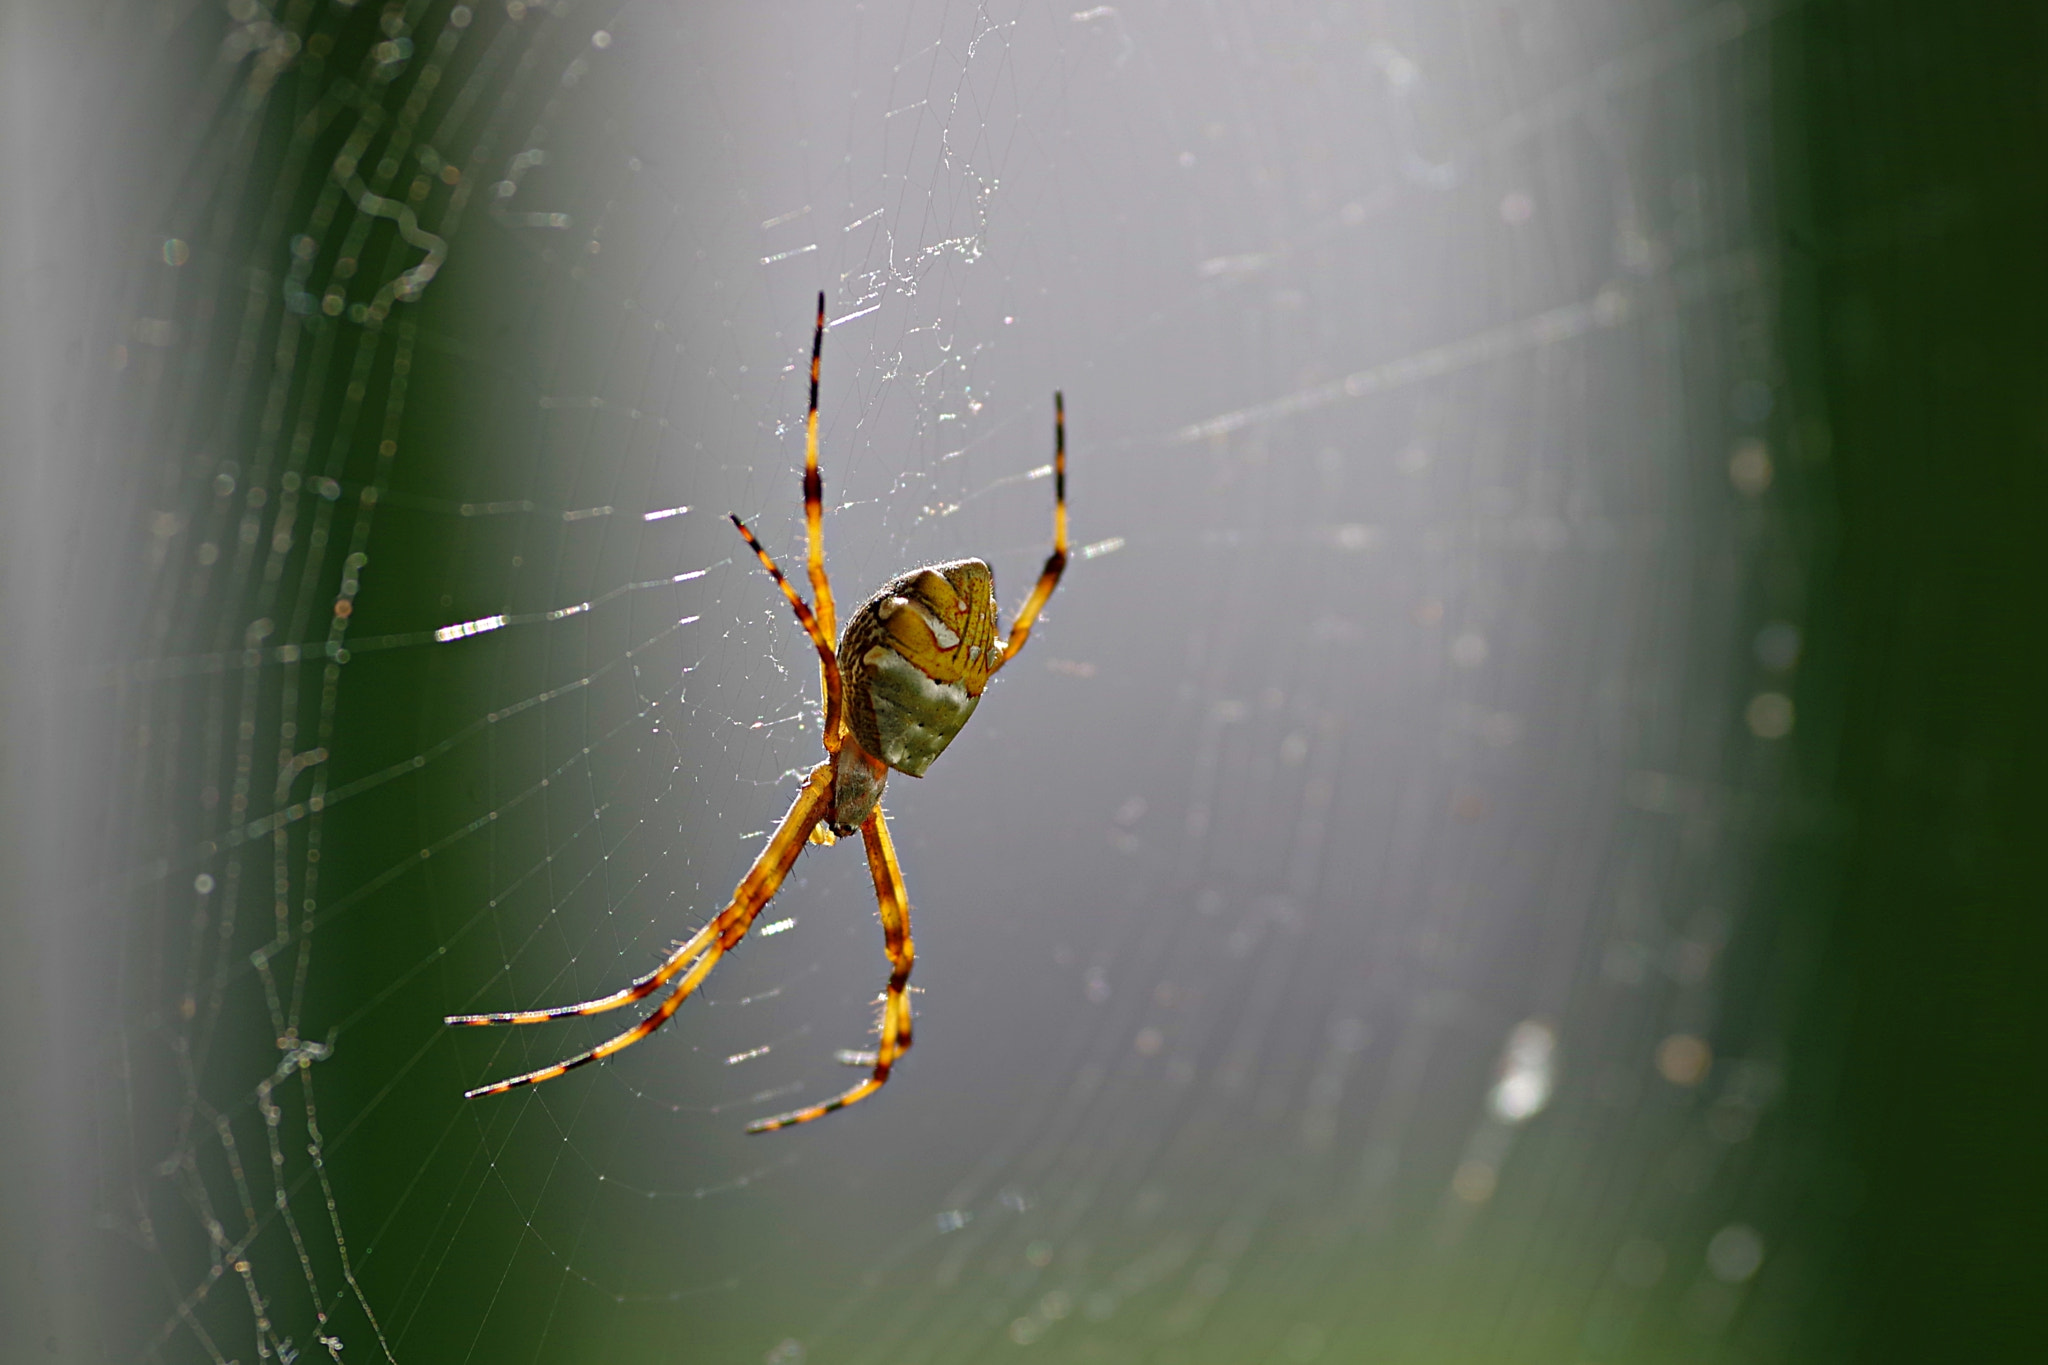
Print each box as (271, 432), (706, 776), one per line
(1656, 1033), (1713, 1086)
(1747, 691), (1795, 738)
(1729, 438), (1773, 495)
(1451, 630), (1489, 666)
(1452, 1160), (1498, 1204)
(1707, 1223), (1765, 1283)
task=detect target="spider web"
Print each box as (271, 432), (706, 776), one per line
(40, 0), (1838, 1360)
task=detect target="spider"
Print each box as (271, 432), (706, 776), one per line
(447, 292), (1068, 1132)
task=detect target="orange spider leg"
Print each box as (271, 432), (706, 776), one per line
(747, 804), (915, 1132)
(989, 391), (1068, 674)
(444, 907), (720, 1025)
(802, 291), (837, 643)
(456, 762), (835, 1098)
(730, 513), (844, 754)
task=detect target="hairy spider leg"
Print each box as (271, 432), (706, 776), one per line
(747, 804), (916, 1132)
(455, 763), (835, 1098)
(731, 512), (844, 754)
(989, 391), (1068, 673)
(802, 291), (837, 643)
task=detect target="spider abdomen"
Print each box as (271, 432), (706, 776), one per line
(840, 559), (999, 777)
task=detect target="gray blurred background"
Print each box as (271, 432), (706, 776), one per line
(5, 2), (2043, 1362)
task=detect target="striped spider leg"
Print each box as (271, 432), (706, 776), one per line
(448, 293), (1069, 1131)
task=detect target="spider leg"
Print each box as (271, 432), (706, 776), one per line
(989, 391), (1068, 673)
(730, 513), (844, 754)
(747, 804), (915, 1132)
(802, 291), (838, 642)
(443, 915), (718, 1025)
(455, 761), (834, 1098)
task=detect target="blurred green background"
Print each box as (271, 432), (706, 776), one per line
(1772, 5), (2048, 1358)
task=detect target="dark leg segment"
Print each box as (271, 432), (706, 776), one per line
(803, 291), (837, 642)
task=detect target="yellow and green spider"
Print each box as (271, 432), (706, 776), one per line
(449, 293), (1068, 1132)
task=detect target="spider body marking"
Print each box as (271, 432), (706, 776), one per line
(447, 292), (1068, 1132)
(842, 559), (1000, 777)
(817, 560), (999, 833)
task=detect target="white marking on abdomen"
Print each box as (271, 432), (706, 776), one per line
(911, 600), (961, 649)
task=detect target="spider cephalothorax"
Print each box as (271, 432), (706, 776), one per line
(448, 293), (1067, 1132)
